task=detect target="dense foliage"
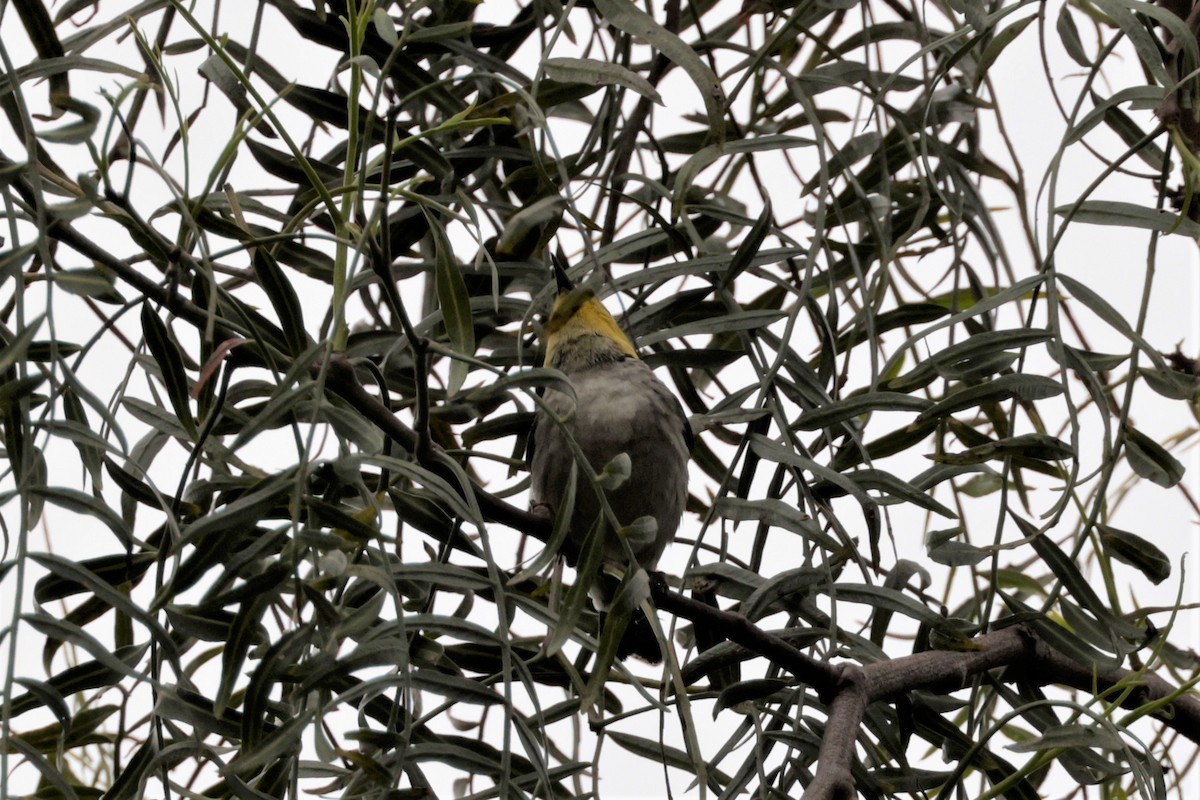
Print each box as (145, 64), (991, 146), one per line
(1, 0), (1198, 798)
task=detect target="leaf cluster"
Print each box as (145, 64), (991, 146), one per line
(1, 1), (1198, 799)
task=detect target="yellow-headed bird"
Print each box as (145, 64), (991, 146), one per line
(530, 258), (691, 662)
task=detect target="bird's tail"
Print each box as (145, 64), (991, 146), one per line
(595, 571), (663, 663)
(615, 609), (662, 663)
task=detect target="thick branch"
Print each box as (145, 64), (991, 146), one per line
(802, 624), (1200, 800)
(863, 625), (1033, 700)
(802, 666), (866, 800)
(1030, 633), (1200, 744)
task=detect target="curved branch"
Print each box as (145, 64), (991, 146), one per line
(41, 198), (1200, 800)
(801, 624), (1200, 800)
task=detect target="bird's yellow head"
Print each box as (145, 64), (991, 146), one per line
(542, 260), (638, 371)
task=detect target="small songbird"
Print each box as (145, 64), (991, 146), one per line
(529, 257), (691, 662)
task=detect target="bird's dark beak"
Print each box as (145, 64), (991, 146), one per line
(551, 252), (574, 295)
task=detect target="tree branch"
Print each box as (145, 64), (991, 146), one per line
(800, 624), (1200, 800)
(38, 208), (553, 544)
(41, 197), (1200, 800)
(650, 579), (841, 694)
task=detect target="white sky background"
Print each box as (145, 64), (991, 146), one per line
(1, 0), (1198, 798)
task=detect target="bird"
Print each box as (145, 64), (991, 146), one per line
(529, 257), (692, 662)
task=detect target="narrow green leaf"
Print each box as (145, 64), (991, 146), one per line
(801, 131), (882, 194)
(40, 95), (101, 145)
(22, 703), (122, 752)
(1087, 0), (1169, 87)
(1123, 425), (1185, 488)
(1053, 347), (1124, 441)
(844, 468), (958, 518)
(934, 433), (1075, 465)
(103, 739), (157, 800)
(399, 740), (509, 777)
(1024, 521), (1144, 643)
(796, 392), (932, 430)
(30, 553), (181, 666)
(827, 583), (948, 628)
(155, 685), (243, 740)
(123, 396), (191, 439)
(673, 137), (811, 219)
(140, 303), (196, 439)
(199, 53), (273, 138)
(638, 309), (787, 346)
(869, 767), (958, 793)
(1139, 366), (1199, 401)
(1055, 200), (1200, 236)
(996, 568), (1048, 597)
(543, 57), (663, 105)
(53, 268), (124, 303)
(714, 678), (792, 714)
(724, 199), (773, 288)
(715, 497), (841, 553)
(28, 486), (132, 547)
(869, 559), (931, 645)
(2, 738), (80, 800)
(0, 312), (45, 373)
(835, 303), (952, 355)
(245, 138), (339, 185)
(253, 250), (308, 356)
(684, 562), (767, 601)
(915, 374), (1064, 423)
(591, 0), (723, 135)
(928, 539), (989, 567)
(0, 375), (45, 411)
(427, 210), (474, 395)
(1089, 88), (1167, 171)
(935, 351), (1019, 381)
(495, 196), (565, 256)
(741, 567), (826, 621)
(1007, 723), (1124, 753)
(187, 480), (292, 550)
(228, 345), (324, 452)
(215, 595), (269, 715)
(372, 6), (398, 45)
(750, 433), (881, 559)
(608, 730), (732, 790)
(1073, 351), (1131, 387)
(1057, 5), (1090, 67)
(0, 241), (38, 279)
(34, 552), (156, 603)
(7, 644), (147, 718)
(13, 0), (67, 94)
(362, 455), (484, 528)
(103, 455), (193, 515)
(412, 669), (505, 705)
(974, 14), (1036, 88)
(545, 516), (606, 657)
(936, 328), (1055, 369)
(1056, 274), (1166, 368)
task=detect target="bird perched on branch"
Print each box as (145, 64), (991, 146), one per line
(529, 257), (691, 662)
